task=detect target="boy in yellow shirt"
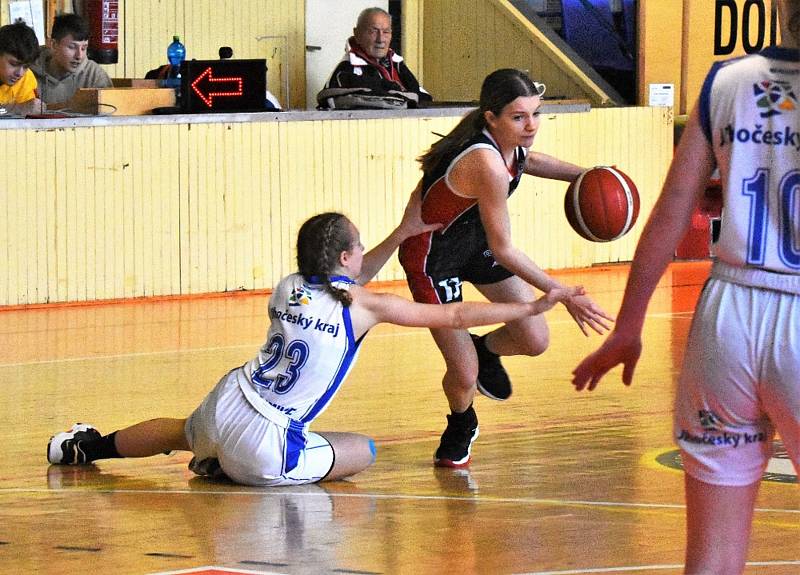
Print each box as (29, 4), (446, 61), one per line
(0, 22), (44, 115)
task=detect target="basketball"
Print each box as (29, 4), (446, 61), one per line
(564, 166), (640, 242)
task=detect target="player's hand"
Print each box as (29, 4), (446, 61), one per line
(398, 183), (442, 239)
(532, 285), (586, 314)
(572, 330), (641, 391)
(563, 294), (614, 335)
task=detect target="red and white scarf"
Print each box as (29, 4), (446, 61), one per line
(347, 37), (406, 90)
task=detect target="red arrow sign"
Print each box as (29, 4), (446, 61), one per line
(190, 67), (244, 108)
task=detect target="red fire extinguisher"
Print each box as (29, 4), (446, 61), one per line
(77, 0), (119, 64)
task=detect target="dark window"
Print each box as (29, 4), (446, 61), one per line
(389, 0), (402, 53)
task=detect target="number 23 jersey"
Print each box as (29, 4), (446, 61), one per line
(242, 273), (362, 424)
(700, 46), (800, 274)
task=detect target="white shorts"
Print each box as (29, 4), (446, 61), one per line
(674, 270), (800, 486)
(185, 367), (335, 486)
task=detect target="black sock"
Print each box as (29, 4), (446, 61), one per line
(81, 431), (122, 462)
(450, 403), (476, 424)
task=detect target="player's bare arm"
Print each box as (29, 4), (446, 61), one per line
(572, 106), (715, 391)
(523, 152), (584, 181)
(350, 284), (584, 338)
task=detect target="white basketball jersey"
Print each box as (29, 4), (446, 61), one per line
(242, 273), (362, 424)
(700, 47), (800, 274)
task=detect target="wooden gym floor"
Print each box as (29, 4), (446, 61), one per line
(0, 261), (797, 575)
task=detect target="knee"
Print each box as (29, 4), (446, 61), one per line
(354, 435), (377, 466)
(339, 433), (376, 468)
(444, 361), (479, 392)
(367, 438), (377, 464)
(518, 333), (549, 357)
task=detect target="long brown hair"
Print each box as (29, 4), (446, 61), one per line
(296, 212), (354, 307)
(417, 69), (544, 174)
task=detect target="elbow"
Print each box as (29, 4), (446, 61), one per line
(489, 245), (516, 269)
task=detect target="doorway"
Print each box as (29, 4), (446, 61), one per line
(304, 0), (389, 110)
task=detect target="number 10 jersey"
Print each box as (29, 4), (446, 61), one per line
(700, 46), (800, 277)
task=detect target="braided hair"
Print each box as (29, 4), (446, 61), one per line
(296, 212), (354, 307)
(418, 69), (544, 174)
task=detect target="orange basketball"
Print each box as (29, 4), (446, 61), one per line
(564, 166), (640, 242)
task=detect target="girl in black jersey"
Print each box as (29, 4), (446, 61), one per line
(399, 69), (613, 467)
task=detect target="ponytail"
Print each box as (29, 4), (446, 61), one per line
(418, 109), (484, 174)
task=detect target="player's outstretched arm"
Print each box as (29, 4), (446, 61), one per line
(523, 151), (584, 182)
(350, 285), (585, 337)
(459, 152), (614, 337)
(572, 105), (715, 391)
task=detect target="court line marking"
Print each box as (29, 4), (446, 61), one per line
(0, 312), (693, 369)
(2, 486), (798, 516)
(148, 559), (800, 575)
(516, 560), (800, 574)
(153, 567), (286, 575)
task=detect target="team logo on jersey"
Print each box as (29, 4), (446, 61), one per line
(698, 409), (723, 431)
(678, 408), (767, 449)
(753, 80), (798, 117)
(288, 284), (312, 306)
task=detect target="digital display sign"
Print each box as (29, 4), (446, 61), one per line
(180, 59), (267, 113)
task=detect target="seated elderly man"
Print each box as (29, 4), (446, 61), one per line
(317, 7), (432, 109)
(31, 13), (112, 106)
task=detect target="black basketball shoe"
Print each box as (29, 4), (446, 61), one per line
(471, 333), (512, 401)
(47, 423), (101, 465)
(189, 456), (229, 480)
(434, 406), (479, 468)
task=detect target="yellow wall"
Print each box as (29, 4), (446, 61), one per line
(0, 0), (306, 109)
(0, 108), (672, 307)
(421, 0), (617, 106)
(681, 0), (778, 111)
(640, 0), (779, 114)
(402, 0), (424, 81)
(638, 2), (684, 110)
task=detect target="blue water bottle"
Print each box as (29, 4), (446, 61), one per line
(166, 35), (186, 101)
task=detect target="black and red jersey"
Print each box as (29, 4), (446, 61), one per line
(399, 130), (526, 302)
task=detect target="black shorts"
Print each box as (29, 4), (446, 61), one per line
(400, 221), (514, 304)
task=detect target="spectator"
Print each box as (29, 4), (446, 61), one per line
(31, 13), (112, 106)
(317, 7), (432, 109)
(0, 21), (43, 115)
